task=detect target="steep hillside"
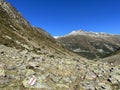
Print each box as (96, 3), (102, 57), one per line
(0, 0), (120, 90)
(56, 30), (120, 59)
(0, 0), (75, 57)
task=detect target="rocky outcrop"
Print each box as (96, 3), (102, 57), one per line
(0, 0), (31, 28)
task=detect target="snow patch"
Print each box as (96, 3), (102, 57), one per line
(63, 30), (112, 37)
(54, 36), (60, 39)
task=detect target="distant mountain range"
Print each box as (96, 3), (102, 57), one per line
(56, 30), (120, 59)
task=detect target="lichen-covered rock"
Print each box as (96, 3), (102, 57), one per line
(85, 71), (97, 80)
(26, 69), (35, 76)
(81, 81), (96, 90)
(56, 84), (69, 89)
(0, 62), (6, 77)
(0, 69), (5, 77)
(97, 83), (112, 90)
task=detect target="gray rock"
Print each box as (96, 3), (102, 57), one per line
(56, 84), (69, 89)
(26, 69), (35, 76)
(62, 77), (72, 83)
(98, 83), (112, 90)
(107, 77), (118, 84)
(0, 63), (6, 77)
(81, 81), (96, 90)
(70, 76), (77, 82)
(27, 62), (39, 69)
(85, 71), (97, 80)
(49, 74), (60, 83)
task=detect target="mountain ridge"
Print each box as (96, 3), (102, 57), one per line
(56, 30), (120, 59)
(56, 30), (116, 38)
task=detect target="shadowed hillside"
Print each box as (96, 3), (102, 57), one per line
(100, 48), (120, 65)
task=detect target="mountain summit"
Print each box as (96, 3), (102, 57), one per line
(65, 30), (112, 37)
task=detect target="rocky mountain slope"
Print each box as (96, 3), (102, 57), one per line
(56, 30), (120, 59)
(0, 0), (120, 90)
(100, 48), (120, 65)
(0, 0), (74, 56)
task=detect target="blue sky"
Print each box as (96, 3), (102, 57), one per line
(7, 0), (120, 36)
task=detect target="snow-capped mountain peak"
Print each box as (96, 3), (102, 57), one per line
(68, 30), (86, 35)
(66, 30), (112, 37)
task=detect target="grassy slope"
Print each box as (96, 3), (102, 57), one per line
(0, 3), (79, 58)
